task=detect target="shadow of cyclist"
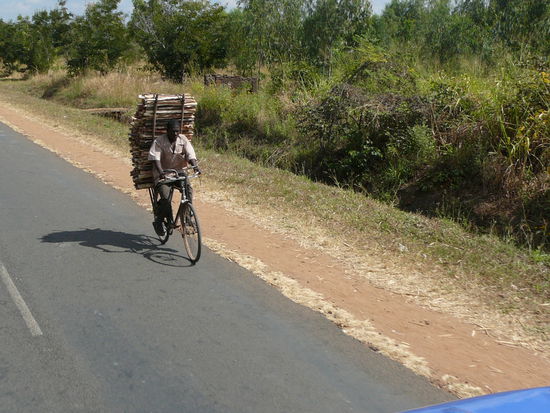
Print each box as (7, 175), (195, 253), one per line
(40, 228), (193, 267)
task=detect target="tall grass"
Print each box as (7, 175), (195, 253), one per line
(21, 67), (183, 108)
(193, 81), (299, 168)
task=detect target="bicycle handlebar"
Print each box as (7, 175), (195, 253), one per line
(157, 167), (201, 185)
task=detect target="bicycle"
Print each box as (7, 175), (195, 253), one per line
(148, 167), (202, 264)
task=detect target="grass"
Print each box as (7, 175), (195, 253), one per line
(0, 73), (548, 336)
(0, 79), (130, 150)
(205, 152), (549, 299)
(16, 68), (177, 108)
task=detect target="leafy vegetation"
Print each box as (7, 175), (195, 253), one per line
(67, 0), (130, 75)
(130, 0), (229, 80)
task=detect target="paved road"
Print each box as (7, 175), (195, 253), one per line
(0, 122), (453, 412)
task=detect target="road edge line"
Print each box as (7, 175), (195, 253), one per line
(0, 262), (43, 337)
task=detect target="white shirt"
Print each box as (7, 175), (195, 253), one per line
(148, 134), (197, 183)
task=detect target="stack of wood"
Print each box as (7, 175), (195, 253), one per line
(129, 93), (197, 189)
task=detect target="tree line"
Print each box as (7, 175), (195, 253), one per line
(0, 0), (548, 80)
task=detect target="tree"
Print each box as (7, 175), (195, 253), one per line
(302, 0), (371, 70)
(31, 0), (73, 53)
(237, 0), (305, 74)
(131, 0), (229, 81)
(0, 20), (21, 75)
(487, 0), (550, 55)
(67, 0), (128, 75)
(0, 1), (73, 76)
(17, 17), (56, 73)
(225, 8), (257, 75)
(420, 0), (475, 62)
(378, 0), (425, 45)
(24, 1), (73, 73)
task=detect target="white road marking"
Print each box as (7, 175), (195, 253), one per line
(0, 262), (43, 336)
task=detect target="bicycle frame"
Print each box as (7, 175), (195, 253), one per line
(148, 168), (197, 231)
(147, 167), (202, 262)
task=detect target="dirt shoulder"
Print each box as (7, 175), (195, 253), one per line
(0, 101), (548, 398)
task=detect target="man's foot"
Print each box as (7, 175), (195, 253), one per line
(153, 220), (166, 236)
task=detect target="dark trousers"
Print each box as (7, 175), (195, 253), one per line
(155, 184), (172, 222)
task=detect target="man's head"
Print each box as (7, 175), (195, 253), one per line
(166, 119), (180, 141)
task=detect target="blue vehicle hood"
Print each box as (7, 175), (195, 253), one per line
(403, 387), (550, 413)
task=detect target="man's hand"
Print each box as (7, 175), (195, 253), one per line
(190, 159), (202, 175)
(162, 170), (176, 179)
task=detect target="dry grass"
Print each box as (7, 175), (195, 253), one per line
(13, 67), (184, 109)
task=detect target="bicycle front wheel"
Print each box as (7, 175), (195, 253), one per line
(156, 216), (171, 245)
(178, 202), (202, 264)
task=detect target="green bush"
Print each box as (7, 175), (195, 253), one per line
(66, 0), (129, 75)
(194, 84), (297, 168)
(130, 0), (229, 81)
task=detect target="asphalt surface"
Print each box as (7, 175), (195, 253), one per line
(0, 121), (454, 412)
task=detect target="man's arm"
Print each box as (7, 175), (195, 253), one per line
(189, 158), (201, 175)
(148, 139), (165, 178)
(180, 134), (201, 174)
(154, 160), (165, 178)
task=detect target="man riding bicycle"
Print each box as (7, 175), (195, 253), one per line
(148, 119), (201, 236)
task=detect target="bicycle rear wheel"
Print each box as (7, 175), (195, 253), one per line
(178, 202), (202, 264)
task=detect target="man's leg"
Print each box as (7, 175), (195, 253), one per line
(153, 184), (172, 236)
(185, 182), (193, 204)
(156, 184), (173, 222)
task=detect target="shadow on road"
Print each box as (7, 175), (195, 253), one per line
(40, 228), (193, 267)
